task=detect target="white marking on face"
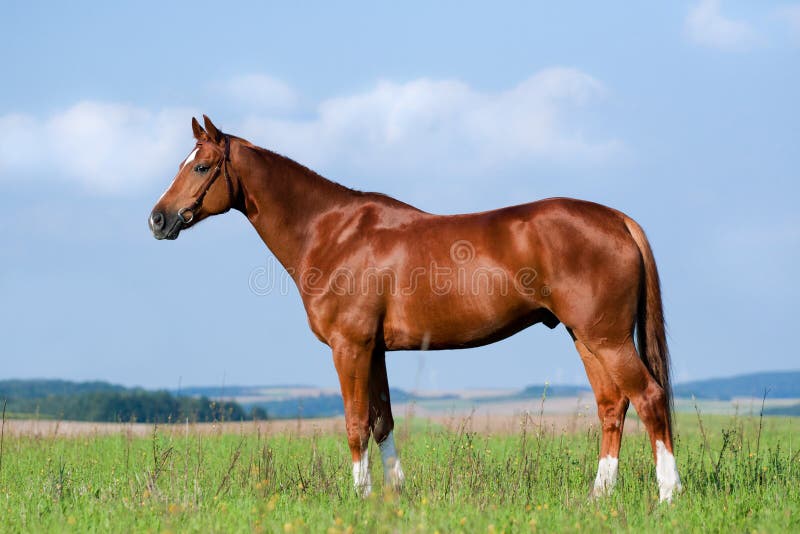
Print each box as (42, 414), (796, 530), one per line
(155, 147), (200, 204)
(182, 148), (199, 168)
(378, 431), (405, 490)
(156, 175), (179, 205)
(593, 455), (618, 496)
(352, 449), (372, 497)
(655, 440), (682, 503)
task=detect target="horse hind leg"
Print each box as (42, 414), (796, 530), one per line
(574, 339), (629, 497)
(369, 347), (405, 490)
(579, 335), (681, 502)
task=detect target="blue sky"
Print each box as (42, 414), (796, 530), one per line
(1, 1), (798, 390)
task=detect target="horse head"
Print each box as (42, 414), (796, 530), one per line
(149, 115), (236, 240)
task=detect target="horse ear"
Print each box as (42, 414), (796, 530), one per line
(203, 115), (223, 143)
(191, 117), (207, 141)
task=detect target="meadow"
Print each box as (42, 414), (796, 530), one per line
(0, 411), (797, 533)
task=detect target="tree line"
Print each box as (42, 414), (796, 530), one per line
(0, 380), (266, 423)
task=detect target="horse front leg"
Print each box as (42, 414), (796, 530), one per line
(369, 347), (404, 491)
(332, 339), (374, 497)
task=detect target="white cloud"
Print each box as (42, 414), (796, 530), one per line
(218, 74), (296, 112)
(685, 0), (756, 50)
(0, 102), (195, 194)
(238, 68), (621, 177)
(0, 68), (621, 195)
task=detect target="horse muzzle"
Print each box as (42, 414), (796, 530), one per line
(149, 210), (183, 240)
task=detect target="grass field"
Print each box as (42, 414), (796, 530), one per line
(0, 412), (797, 533)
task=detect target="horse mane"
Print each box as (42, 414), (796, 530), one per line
(234, 136), (424, 212)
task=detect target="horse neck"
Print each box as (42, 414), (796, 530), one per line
(232, 142), (354, 269)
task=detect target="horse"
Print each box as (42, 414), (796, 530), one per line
(149, 115), (682, 502)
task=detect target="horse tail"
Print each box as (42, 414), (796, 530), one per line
(623, 215), (673, 434)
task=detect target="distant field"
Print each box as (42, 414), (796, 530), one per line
(192, 371), (800, 419)
(0, 413), (797, 532)
(5, 373), (799, 422)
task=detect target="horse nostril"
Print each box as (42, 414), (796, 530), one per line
(150, 211), (165, 232)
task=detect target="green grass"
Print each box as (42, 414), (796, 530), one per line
(0, 414), (797, 533)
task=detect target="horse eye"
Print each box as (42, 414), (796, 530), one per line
(194, 164), (210, 173)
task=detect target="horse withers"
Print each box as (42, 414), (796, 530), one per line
(149, 116), (681, 502)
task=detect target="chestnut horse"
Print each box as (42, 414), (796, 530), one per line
(149, 116), (681, 502)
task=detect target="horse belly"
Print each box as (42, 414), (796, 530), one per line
(383, 293), (556, 350)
